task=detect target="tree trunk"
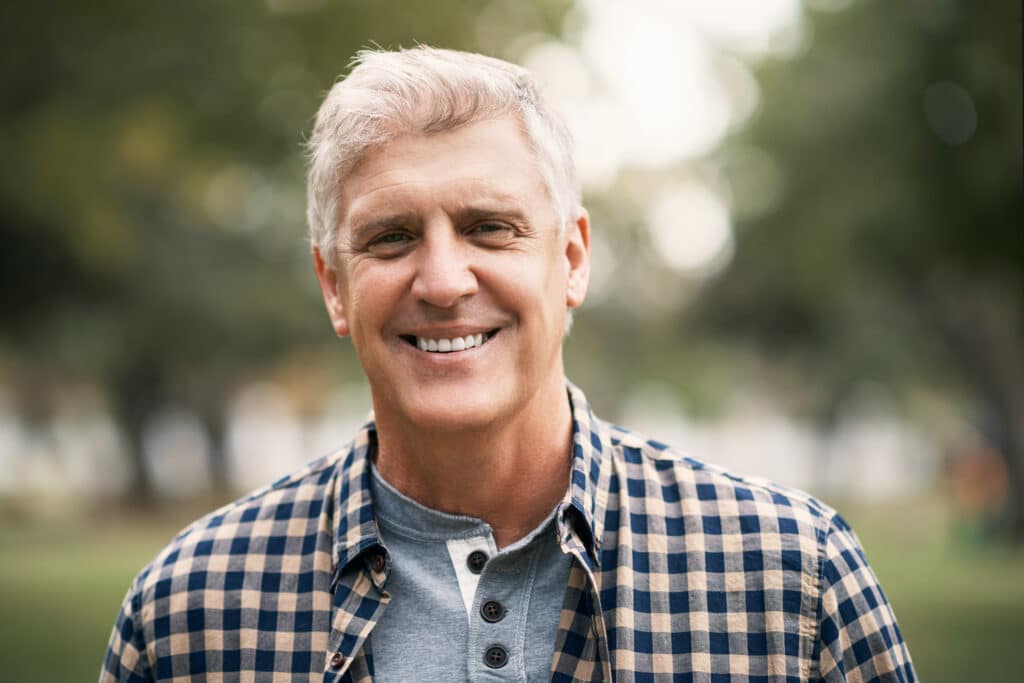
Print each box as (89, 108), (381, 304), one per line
(928, 274), (1024, 541)
(199, 403), (229, 494)
(989, 375), (1024, 542)
(110, 366), (162, 506)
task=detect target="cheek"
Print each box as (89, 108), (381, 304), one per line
(492, 255), (567, 323)
(533, 247), (570, 303)
(344, 267), (405, 332)
(345, 285), (393, 362)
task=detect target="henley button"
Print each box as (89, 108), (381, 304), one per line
(370, 553), (386, 572)
(330, 653), (344, 670)
(481, 599), (505, 623)
(467, 550), (488, 574)
(483, 645), (509, 669)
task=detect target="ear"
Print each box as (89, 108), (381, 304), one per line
(312, 247), (350, 337)
(564, 208), (591, 309)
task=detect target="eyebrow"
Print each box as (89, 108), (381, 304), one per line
(451, 203), (529, 225)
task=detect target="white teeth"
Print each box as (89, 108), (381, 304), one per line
(414, 333), (490, 353)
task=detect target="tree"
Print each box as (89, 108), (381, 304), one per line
(699, 0), (1023, 538)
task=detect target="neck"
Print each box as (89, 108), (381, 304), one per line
(373, 375), (573, 548)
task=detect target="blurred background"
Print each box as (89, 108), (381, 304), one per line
(1, 0), (1020, 679)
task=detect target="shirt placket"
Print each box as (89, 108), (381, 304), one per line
(550, 535), (612, 682)
(323, 552), (391, 683)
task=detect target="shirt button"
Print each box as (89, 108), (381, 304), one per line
(370, 552), (386, 572)
(467, 550), (488, 574)
(483, 645), (509, 669)
(480, 599), (506, 623)
(330, 653), (345, 670)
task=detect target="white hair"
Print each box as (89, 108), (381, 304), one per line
(305, 46), (580, 263)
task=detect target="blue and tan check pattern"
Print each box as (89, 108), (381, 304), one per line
(103, 382), (915, 681)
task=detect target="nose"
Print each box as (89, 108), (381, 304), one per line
(410, 223), (478, 308)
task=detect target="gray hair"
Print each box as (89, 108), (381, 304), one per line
(306, 46), (580, 263)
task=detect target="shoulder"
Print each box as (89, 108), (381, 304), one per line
(595, 420), (919, 676)
(130, 450), (344, 603)
(603, 419), (841, 548)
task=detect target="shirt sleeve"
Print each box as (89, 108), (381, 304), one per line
(815, 514), (917, 682)
(100, 578), (154, 683)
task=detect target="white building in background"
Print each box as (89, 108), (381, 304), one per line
(143, 408), (212, 498)
(0, 385), (130, 519)
(305, 382), (373, 459)
(225, 381), (373, 493)
(620, 382), (936, 500)
(225, 382), (309, 493)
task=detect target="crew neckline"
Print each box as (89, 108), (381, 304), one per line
(369, 461), (561, 553)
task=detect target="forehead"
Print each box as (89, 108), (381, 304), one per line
(338, 117), (551, 228)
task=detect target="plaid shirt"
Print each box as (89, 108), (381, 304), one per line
(102, 383), (916, 682)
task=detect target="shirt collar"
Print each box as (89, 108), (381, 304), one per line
(329, 380), (613, 577)
(559, 380), (613, 570)
(330, 421), (381, 578)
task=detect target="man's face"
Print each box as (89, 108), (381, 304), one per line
(314, 116), (590, 432)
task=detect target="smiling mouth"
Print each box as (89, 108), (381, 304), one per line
(400, 329), (500, 353)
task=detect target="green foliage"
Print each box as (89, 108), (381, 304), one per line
(704, 0), (1020, 379)
(696, 0), (1024, 536)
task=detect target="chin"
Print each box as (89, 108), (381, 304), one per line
(400, 387), (512, 433)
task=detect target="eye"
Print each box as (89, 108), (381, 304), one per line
(474, 223), (505, 233)
(367, 231), (414, 256)
(375, 232), (410, 243)
(468, 222), (515, 241)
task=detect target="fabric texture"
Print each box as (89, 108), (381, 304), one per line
(101, 382), (917, 682)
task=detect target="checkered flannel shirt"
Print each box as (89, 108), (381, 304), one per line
(102, 382), (916, 682)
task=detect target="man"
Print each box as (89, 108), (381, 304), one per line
(102, 47), (916, 682)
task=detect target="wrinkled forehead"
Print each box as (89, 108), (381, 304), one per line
(342, 105), (534, 175)
(339, 117), (553, 226)
(339, 115), (554, 213)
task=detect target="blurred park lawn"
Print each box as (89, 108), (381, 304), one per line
(2, 494), (1021, 681)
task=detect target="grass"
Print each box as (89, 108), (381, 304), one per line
(0, 501), (219, 682)
(1, 495), (1020, 681)
(839, 496), (1024, 682)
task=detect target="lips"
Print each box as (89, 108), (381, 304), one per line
(400, 329), (499, 353)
